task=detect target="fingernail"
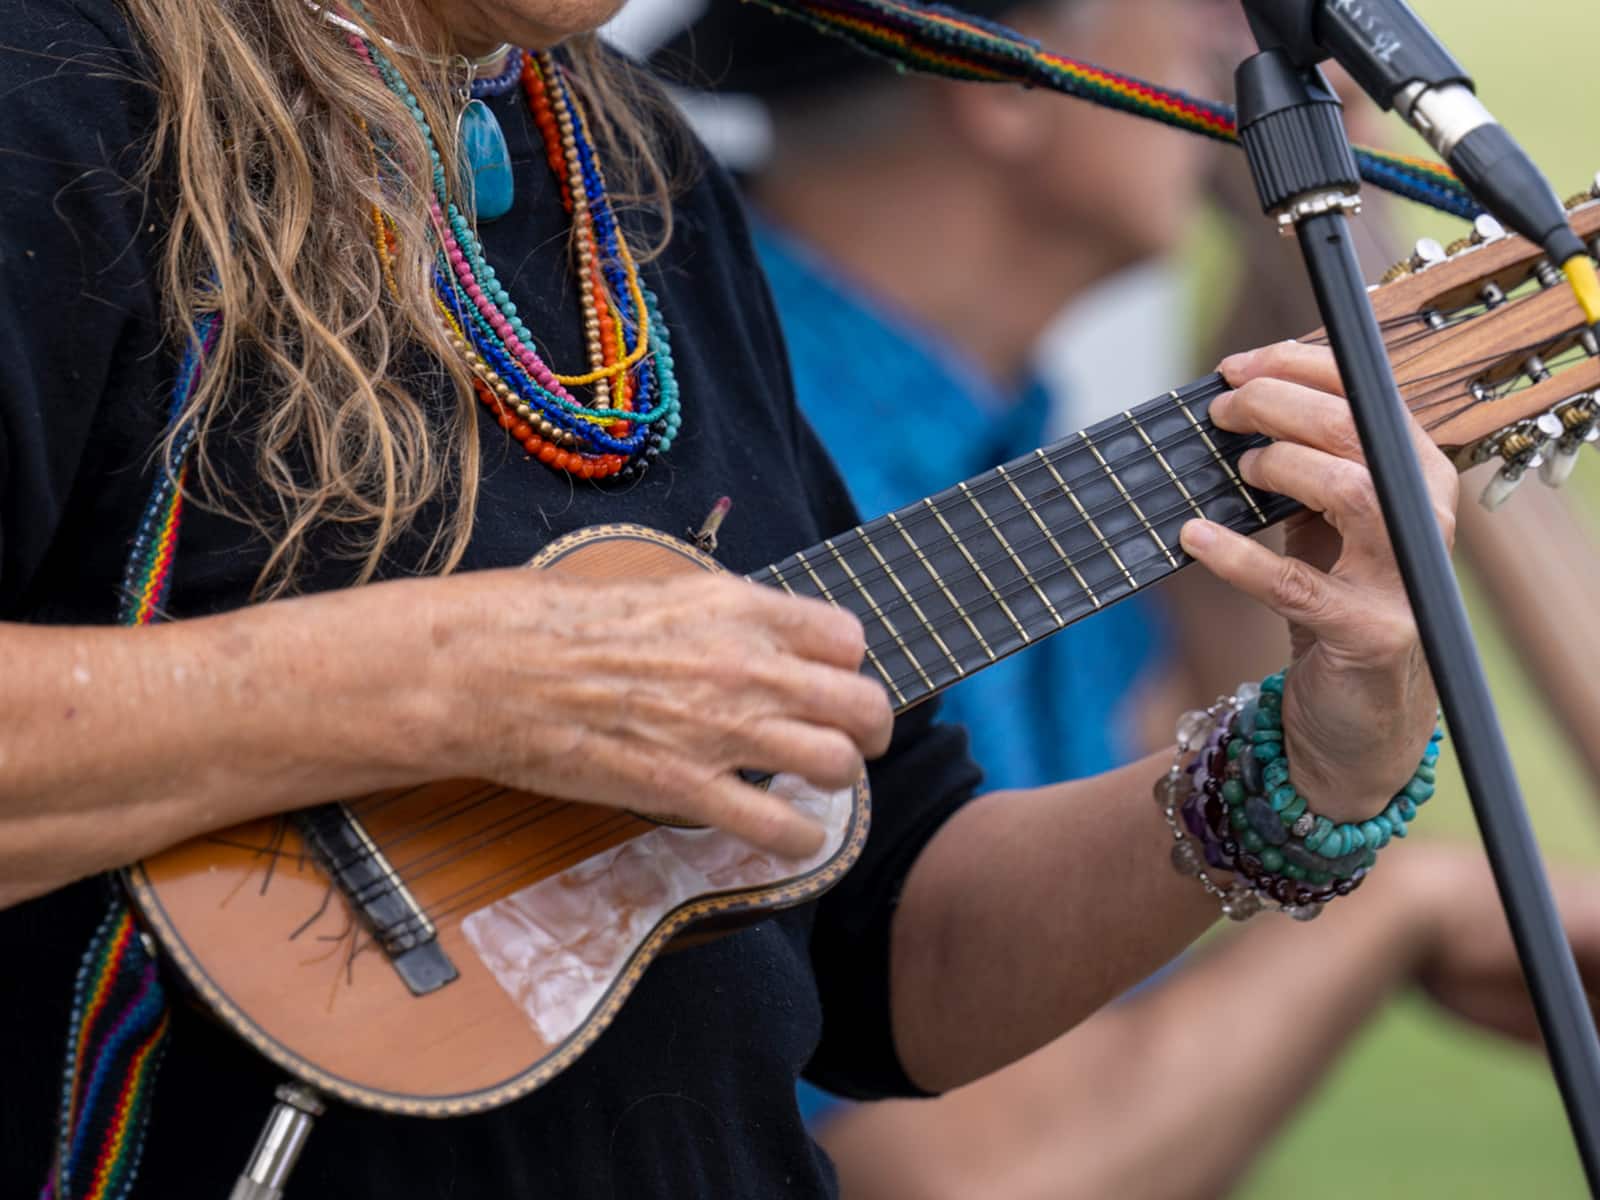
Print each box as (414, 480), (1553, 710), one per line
(1238, 447), (1260, 476)
(1181, 520), (1216, 553)
(1218, 350), (1255, 379)
(781, 818), (828, 861)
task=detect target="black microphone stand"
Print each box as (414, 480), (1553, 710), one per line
(1231, 34), (1600, 1189)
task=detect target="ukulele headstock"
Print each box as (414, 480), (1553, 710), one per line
(1342, 174), (1600, 509)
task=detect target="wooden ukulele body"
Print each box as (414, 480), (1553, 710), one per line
(125, 525), (869, 1116)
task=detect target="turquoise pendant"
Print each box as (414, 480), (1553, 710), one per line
(461, 99), (514, 222)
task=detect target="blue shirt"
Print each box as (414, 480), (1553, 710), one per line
(754, 222), (1166, 796)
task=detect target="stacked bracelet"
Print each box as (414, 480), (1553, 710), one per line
(1158, 671), (1445, 922)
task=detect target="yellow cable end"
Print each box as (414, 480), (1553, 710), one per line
(1563, 254), (1600, 327)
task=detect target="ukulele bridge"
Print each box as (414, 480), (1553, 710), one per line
(293, 804), (459, 997)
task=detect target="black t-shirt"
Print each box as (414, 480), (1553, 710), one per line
(0, 4), (983, 1195)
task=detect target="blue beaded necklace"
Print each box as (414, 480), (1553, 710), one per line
(351, 29), (681, 480)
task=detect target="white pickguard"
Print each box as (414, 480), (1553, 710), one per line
(460, 775), (852, 1045)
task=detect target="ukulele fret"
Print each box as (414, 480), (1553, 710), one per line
(885, 511), (997, 663)
(957, 481), (1063, 630)
(835, 534), (966, 682)
(1125, 409), (1207, 524)
(826, 537), (957, 688)
(1172, 391), (1267, 525)
(1080, 430), (1179, 569)
(795, 547), (919, 700)
(922, 498), (1031, 644)
(994, 462), (1101, 610)
(1034, 449), (1138, 590)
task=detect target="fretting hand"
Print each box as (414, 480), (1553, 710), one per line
(1178, 341), (1459, 824)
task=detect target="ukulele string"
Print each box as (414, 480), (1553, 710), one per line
(1402, 333), (1587, 422)
(383, 794), (571, 879)
(361, 782), (512, 858)
(845, 337), (1527, 665)
(821, 310), (1563, 626)
(383, 808), (645, 939)
(761, 304), (1487, 606)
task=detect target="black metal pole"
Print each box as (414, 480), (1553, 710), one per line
(1233, 47), (1600, 1189)
(1297, 211), (1600, 1185)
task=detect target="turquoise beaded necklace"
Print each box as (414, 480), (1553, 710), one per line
(350, 21), (682, 480)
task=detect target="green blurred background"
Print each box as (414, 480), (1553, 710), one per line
(1226, 3), (1600, 1194)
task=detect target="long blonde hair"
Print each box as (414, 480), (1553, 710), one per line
(118, 0), (674, 594)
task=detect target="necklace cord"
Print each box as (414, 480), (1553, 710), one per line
(303, 1), (513, 73)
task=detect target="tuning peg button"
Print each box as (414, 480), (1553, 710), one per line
(1481, 465), (1527, 510)
(1542, 446), (1582, 486)
(1569, 171), (1600, 208)
(1541, 401), (1600, 486)
(1471, 214), (1506, 243)
(1411, 238), (1447, 271)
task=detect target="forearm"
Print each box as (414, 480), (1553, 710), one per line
(881, 784), (1435, 1194)
(0, 585), (442, 908)
(1048, 868), (1429, 1200)
(890, 753), (1225, 1091)
(0, 567), (892, 907)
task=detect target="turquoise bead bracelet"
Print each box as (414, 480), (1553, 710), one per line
(1229, 670), (1444, 866)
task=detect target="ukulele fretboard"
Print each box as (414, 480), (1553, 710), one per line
(751, 374), (1297, 711)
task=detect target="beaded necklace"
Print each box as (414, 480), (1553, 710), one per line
(362, 39), (681, 481)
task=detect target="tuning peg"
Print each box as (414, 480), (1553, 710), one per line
(1446, 215), (1507, 257)
(1540, 398), (1600, 487)
(1481, 462), (1530, 510)
(1472, 214), (1507, 243)
(1411, 238), (1447, 271)
(1481, 421), (1551, 509)
(1532, 412), (1570, 485)
(1542, 444), (1582, 486)
(1566, 171), (1600, 210)
(1382, 238), (1451, 283)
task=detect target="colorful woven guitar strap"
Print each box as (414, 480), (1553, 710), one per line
(745, 0), (1479, 219)
(40, 314), (218, 1200)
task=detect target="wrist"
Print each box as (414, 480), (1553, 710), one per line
(1281, 651), (1439, 824)
(1167, 670), (1444, 922)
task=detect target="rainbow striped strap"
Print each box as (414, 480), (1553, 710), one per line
(42, 314), (216, 1200)
(117, 313), (218, 628)
(39, 904), (172, 1200)
(746, 0), (1478, 219)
